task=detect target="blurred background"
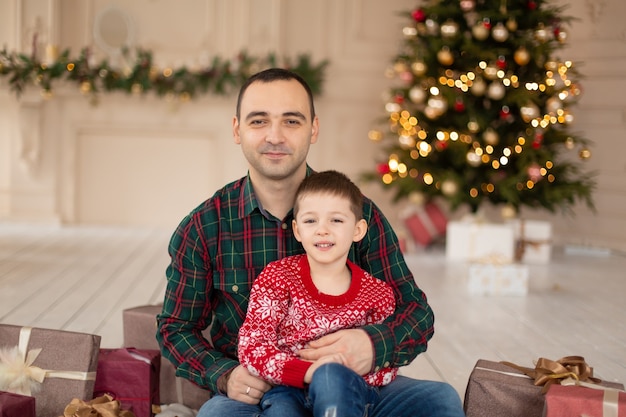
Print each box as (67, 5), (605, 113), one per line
(1, 0), (625, 251)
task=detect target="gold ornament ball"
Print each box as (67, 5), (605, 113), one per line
(466, 151), (482, 167)
(470, 77), (486, 96)
(441, 20), (460, 38)
(514, 47), (530, 66)
(579, 148), (592, 159)
(441, 180), (459, 196)
(487, 81), (506, 100)
(492, 22), (509, 42)
(409, 86), (427, 103)
(535, 25), (551, 43)
(520, 102), (540, 123)
(437, 48), (454, 66)
(460, 0), (476, 12)
(506, 18), (518, 32)
(411, 61), (428, 76)
(472, 23), (490, 41)
(483, 128), (499, 145)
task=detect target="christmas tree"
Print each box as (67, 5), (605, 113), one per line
(364, 0), (595, 215)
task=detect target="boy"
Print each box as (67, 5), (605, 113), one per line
(238, 170), (396, 417)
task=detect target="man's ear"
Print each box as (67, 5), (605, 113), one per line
(353, 219), (368, 242)
(233, 116), (241, 144)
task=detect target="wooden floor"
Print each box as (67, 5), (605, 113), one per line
(1, 222), (625, 398)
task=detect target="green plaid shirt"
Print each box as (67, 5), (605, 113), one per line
(156, 167), (434, 395)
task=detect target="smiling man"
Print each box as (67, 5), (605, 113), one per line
(156, 68), (465, 417)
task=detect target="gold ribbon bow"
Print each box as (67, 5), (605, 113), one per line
(60, 394), (136, 417)
(502, 356), (602, 393)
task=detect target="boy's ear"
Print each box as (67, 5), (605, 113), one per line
(353, 219), (368, 242)
(292, 219), (303, 242)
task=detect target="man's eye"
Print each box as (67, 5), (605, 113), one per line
(285, 119), (301, 126)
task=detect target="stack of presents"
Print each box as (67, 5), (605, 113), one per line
(0, 305), (205, 417)
(1, 204), (623, 416)
(402, 201), (554, 296)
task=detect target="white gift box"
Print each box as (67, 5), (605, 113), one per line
(445, 220), (515, 262)
(507, 219), (552, 264)
(468, 263), (529, 296)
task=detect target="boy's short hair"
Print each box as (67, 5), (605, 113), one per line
(293, 170), (363, 220)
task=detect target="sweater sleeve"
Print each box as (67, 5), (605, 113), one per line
(237, 260), (311, 388)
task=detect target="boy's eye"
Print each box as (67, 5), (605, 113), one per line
(331, 218), (344, 223)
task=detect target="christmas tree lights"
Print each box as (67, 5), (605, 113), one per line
(364, 0), (595, 215)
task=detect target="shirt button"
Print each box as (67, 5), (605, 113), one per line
(232, 285), (239, 293)
(384, 361), (390, 367)
(374, 366), (380, 372)
(281, 223), (288, 230)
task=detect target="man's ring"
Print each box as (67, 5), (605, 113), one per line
(246, 386), (251, 395)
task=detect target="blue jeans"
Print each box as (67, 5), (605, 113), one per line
(197, 366), (464, 417)
(260, 363), (378, 417)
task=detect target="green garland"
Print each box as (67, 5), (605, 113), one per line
(0, 46), (329, 100)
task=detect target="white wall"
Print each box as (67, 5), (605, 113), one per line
(1, 0), (625, 251)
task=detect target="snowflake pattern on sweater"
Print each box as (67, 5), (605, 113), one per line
(238, 254), (397, 388)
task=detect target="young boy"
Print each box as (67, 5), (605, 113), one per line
(238, 170), (397, 417)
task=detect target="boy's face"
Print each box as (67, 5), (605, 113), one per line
(292, 192), (367, 265)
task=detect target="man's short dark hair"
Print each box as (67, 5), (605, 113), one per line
(236, 68), (316, 121)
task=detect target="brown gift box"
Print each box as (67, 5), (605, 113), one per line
(0, 391), (36, 417)
(464, 359), (546, 417)
(122, 305), (211, 410)
(0, 325), (100, 417)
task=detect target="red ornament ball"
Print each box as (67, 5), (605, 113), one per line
(377, 163), (391, 175)
(528, 1), (537, 10)
(412, 9), (426, 23)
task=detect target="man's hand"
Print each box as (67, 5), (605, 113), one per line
(222, 365), (272, 404)
(298, 329), (374, 376)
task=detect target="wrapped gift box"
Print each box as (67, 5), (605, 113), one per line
(544, 383), (625, 417)
(446, 220), (515, 262)
(464, 359), (544, 417)
(464, 359), (624, 417)
(94, 348), (160, 417)
(468, 263), (529, 296)
(123, 305), (212, 410)
(403, 202), (447, 247)
(507, 219), (552, 264)
(0, 391), (36, 417)
(0, 325), (100, 417)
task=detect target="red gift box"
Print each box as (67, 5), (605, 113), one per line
(0, 391), (36, 417)
(403, 202), (447, 246)
(123, 305), (212, 410)
(544, 383), (625, 417)
(94, 348), (160, 417)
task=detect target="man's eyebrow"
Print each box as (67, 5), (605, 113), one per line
(244, 111), (307, 122)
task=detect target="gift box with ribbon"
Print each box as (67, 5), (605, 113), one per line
(0, 390), (36, 417)
(0, 325), (101, 417)
(464, 357), (624, 417)
(94, 348), (161, 417)
(508, 219), (552, 264)
(402, 202), (448, 247)
(543, 380), (625, 417)
(123, 305), (212, 410)
(468, 257), (529, 296)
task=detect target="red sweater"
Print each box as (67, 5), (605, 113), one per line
(238, 254), (397, 388)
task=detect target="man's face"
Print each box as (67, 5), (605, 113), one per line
(233, 79), (319, 182)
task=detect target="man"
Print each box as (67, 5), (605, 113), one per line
(156, 68), (464, 417)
